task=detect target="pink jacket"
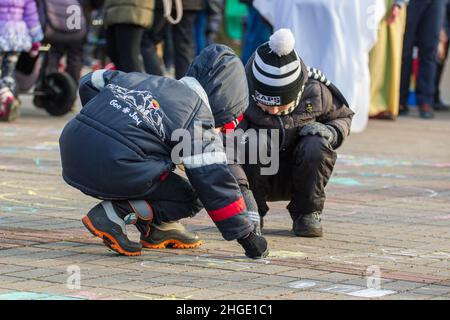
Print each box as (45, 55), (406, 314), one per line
(0, 0), (44, 52)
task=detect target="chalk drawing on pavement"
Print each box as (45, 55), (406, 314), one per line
(320, 285), (396, 298)
(0, 292), (84, 300)
(329, 249), (450, 265)
(288, 280), (317, 289)
(141, 254), (270, 271)
(0, 181), (77, 211)
(330, 177), (363, 186)
(346, 288), (396, 298)
(338, 154), (450, 168)
(269, 250), (306, 258)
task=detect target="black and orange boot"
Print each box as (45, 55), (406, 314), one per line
(140, 221), (203, 249)
(82, 201), (143, 256)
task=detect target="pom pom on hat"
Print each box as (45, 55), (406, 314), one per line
(269, 29), (296, 57)
(251, 28), (305, 108)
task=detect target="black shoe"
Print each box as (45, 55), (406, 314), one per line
(140, 221), (203, 249)
(398, 104), (409, 116)
(434, 101), (450, 111)
(82, 202), (142, 256)
(293, 212), (323, 237)
(419, 103), (435, 119)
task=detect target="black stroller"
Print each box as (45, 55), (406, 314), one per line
(15, 45), (78, 116)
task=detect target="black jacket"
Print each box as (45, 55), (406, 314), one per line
(59, 45), (253, 241)
(239, 54), (354, 154)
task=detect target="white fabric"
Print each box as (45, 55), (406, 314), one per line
(254, 0), (386, 133)
(252, 61), (302, 87)
(91, 69), (106, 89)
(183, 151), (228, 169)
(255, 51), (300, 75)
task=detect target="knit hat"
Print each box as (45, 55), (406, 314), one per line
(251, 29), (307, 113)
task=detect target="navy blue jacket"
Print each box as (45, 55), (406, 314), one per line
(59, 45), (253, 241)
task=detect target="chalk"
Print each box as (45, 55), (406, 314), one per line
(269, 250), (306, 258)
(288, 281), (317, 289)
(0, 292), (84, 300)
(320, 285), (361, 294)
(347, 288), (396, 298)
(330, 177), (363, 186)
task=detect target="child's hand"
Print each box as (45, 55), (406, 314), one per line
(29, 42), (41, 57)
(237, 232), (269, 259)
(299, 122), (337, 145)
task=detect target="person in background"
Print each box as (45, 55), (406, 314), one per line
(80, 0), (105, 68)
(46, 0), (88, 84)
(239, 0), (272, 65)
(194, 0), (224, 55)
(142, 0), (204, 79)
(0, 0), (43, 122)
(399, 0), (448, 119)
(103, 0), (154, 72)
(434, 2), (450, 111)
(369, 0), (408, 120)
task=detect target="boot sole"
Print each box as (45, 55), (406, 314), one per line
(293, 228), (323, 238)
(140, 239), (203, 249)
(82, 216), (141, 256)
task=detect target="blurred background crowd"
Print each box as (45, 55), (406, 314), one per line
(0, 0), (449, 133)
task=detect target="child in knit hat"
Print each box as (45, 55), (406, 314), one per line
(0, 0), (43, 121)
(235, 29), (354, 237)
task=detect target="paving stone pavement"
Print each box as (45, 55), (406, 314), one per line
(0, 98), (449, 300)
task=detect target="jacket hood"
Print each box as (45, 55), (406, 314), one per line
(185, 44), (249, 127)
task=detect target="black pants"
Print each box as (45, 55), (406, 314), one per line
(47, 43), (84, 84)
(141, 9), (197, 79)
(113, 172), (203, 225)
(106, 24), (145, 73)
(400, 0), (447, 105)
(244, 136), (337, 220)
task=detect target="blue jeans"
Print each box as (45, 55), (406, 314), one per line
(241, 6), (272, 65)
(194, 10), (208, 55)
(400, 0), (447, 106)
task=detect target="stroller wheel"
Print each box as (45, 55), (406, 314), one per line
(33, 72), (77, 116)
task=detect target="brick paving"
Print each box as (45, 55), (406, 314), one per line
(0, 98), (449, 300)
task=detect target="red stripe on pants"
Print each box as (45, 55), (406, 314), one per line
(208, 197), (246, 222)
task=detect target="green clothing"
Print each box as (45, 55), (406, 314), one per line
(103, 0), (155, 29)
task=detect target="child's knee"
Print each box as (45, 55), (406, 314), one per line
(294, 135), (336, 165)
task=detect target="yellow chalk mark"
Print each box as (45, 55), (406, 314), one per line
(0, 193), (76, 210)
(269, 250), (306, 258)
(1, 181), (55, 192)
(0, 182), (71, 202)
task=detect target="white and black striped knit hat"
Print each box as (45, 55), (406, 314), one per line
(251, 29), (306, 110)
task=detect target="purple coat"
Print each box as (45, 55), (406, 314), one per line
(0, 0), (44, 52)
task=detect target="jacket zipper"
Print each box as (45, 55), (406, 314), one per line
(277, 116), (286, 152)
